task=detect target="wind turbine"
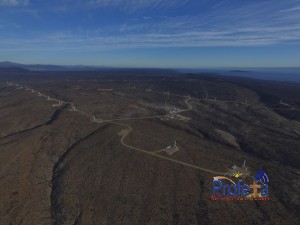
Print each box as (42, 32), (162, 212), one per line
(174, 140), (177, 148)
(70, 103), (77, 111)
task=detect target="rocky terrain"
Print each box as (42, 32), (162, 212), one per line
(0, 69), (299, 225)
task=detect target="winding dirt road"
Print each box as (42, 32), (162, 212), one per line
(112, 120), (224, 175)
(7, 82), (300, 174)
(109, 97), (224, 174)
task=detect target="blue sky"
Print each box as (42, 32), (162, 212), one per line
(1, 0), (300, 68)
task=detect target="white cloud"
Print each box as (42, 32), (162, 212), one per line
(88, 0), (190, 12)
(0, 0), (28, 6)
(2, 22), (300, 54)
(280, 6), (300, 12)
(2, 0), (300, 52)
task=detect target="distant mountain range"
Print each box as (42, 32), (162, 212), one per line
(1, 61), (299, 82)
(0, 61), (182, 78)
(0, 61), (180, 75)
(0, 61), (107, 71)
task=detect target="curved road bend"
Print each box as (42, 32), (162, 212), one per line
(111, 121), (223, 175)
(109, 97), (298, 174)
(14, 84), (299, 174)
(109, 97), (224, 175)
(4, 84), (224, 174)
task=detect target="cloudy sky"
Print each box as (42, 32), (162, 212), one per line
(1, 0), (300, 67)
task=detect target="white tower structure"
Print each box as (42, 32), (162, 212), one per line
(70, 103), (76, 111)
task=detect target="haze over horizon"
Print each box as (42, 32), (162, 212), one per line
(1, 0), (300, 68)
